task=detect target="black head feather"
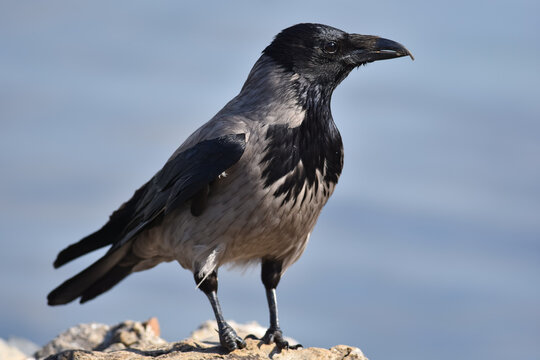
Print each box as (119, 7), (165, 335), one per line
(263, 23), (353, 87)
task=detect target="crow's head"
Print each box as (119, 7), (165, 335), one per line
(264, 23), (413, 88)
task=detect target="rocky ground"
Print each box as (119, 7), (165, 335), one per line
(1, 318), (367, 360)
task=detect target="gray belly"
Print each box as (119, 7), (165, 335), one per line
(131, 134), (337, 274)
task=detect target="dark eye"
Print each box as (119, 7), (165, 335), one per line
(323, 41), (338, 54)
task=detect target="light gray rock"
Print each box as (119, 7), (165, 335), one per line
(35, 322), (110, 359)
(0, 338), (27, 360)
(5, 337), (41, 357)
(35, 318), (165, 359)
(37, 319), (368, 360)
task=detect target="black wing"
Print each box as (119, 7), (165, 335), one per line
(110, 132), (247, 251)
(48, 133), (246, 305)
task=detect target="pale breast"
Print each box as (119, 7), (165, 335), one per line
(132, 118), (340, 274)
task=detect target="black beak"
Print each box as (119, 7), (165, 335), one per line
(347, 34), (414, 65)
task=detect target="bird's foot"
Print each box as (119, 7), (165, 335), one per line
(262, 327), (302, 350)
(219, 323), (246, 351)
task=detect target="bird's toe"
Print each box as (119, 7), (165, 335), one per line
(219, 325), (246, 351)
(262, 327), (301, 350)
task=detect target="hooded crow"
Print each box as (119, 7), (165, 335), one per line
(48, 23), (413, 351)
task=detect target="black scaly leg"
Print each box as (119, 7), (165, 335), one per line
(261, 259), (302, 350)
(195, 271), (246, 351)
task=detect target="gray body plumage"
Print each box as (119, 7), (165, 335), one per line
(133, 55), (334, 276)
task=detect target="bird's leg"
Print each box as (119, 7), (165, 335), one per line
(195, 270), (246, 351)
(261, 259), (302, 350)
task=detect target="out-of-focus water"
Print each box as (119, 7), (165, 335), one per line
(1, 1), (539, 360)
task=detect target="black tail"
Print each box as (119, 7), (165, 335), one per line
(53, 182), (151, 268)
(53, 225), (120, 268)
(48, 244), (133, 305)
(49, 182), (152, 305)
(79, 263), (134, 303)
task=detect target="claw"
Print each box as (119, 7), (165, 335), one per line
(219, 324), (246, 351)
(262, 327), (301, 350)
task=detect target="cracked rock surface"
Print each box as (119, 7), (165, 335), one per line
(32, 319), (368, 360)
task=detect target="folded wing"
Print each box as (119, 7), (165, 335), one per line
(48, 133), (246, 305)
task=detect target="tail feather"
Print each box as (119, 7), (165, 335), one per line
(53, 226), (116, 268)
(47, 244), (130, 305)
(53, 183), (150, 268)
(80, 264), (134, 303)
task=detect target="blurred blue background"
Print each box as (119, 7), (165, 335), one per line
(1, 1), (539, 359)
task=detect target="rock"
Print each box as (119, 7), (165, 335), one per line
(35, 318), (165, 359)
(36, 319), (368, 360)
(0, 336), (41, 359)
(36, 322), (109, 358)
(145, 317), (160, 337)
(0, 338), (27, 360)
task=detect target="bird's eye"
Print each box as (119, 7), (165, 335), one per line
(323, 41), (338, 54)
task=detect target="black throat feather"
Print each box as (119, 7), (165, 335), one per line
(260, 82), (344, 205)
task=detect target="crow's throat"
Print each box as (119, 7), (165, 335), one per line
(261, 84), (344, 205)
